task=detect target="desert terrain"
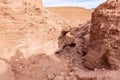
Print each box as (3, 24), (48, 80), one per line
(0, 0), (120, 80)
(46, 7), (91, 26)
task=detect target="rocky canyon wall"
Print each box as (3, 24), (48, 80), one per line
(84, 0), (120, 70)
(0, 0), (70, 60)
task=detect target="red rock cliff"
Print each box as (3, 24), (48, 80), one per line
(84, 0), (120, 70)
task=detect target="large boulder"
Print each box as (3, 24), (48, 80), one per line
(84, 0), (120, 70)
(0, 0), (70, 60)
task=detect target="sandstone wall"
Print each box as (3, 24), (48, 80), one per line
(0, 0), (70, 60)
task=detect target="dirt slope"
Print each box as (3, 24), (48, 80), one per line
(46, 7), (91, 26)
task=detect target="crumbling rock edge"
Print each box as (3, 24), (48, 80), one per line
(84, 0), (120, 70)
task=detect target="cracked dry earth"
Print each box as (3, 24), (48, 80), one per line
(0, 0), (120, 80)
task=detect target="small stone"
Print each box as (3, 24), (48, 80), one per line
(94, 68), (98, 71)
(54, 75), (64, 80)
(72, 77), (78, 80)
(65, 76), (72, 80)
(47, 73), (55, 80)
(60, 72), (66, 76)
(16, 59), (19, 62)
(69, 72), (74, 76)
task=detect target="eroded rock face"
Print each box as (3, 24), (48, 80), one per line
(0, 59), (15, 80)
(0, 0), (70, 60)
(84, 0), (120, 70)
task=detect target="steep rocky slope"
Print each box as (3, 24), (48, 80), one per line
(84, 0), (120, 70)
(0, 0), (70, 60)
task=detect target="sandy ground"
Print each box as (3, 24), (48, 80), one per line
(46, 7), (91, 26)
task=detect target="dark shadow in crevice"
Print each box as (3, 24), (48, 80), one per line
(56, 21), (91, 68)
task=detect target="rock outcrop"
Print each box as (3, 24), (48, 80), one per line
(84, 0), (120, 70)
(0, 0), (70, 60)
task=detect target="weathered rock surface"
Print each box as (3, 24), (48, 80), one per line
(84, 0), (120, 70)
(0, 59), (15, 80)
(74, 69), (120, 80)
(8, 53), (69, 80)
(0, 0), (70, 60)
